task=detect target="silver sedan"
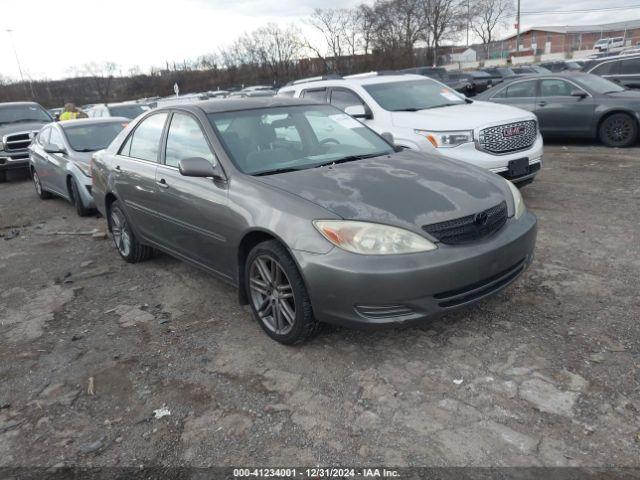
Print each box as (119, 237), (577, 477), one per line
(28, 118), (128, 215)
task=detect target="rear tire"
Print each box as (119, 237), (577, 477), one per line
(599, 113), (638, 148)
(69, 177), (92, 217)
(245, 240), (320, 345)
(107, 201), (153, 263)
(32, 169), (52, 199)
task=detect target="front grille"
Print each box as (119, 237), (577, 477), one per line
(354, 304), (415, 319)
(434, 258), (527, 308)
(3, 132), (34, 152)
(422, 201), (508, 245)
(478, 120), (537, 154)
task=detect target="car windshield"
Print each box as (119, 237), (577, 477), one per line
(574, 75), (625, 94)
(63, 121), (127, 152)
(108, 105), (148, 119)
(208, 105), (392, 176)
(363, 79), (465, 111)
(0, 105), (52, 125)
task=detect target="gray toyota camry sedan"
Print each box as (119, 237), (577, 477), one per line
(91, 98), (537, 344)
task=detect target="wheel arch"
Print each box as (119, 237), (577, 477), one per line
(236, 228), (308, 306)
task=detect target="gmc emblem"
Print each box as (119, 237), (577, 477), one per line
(503, 126), (526, 138)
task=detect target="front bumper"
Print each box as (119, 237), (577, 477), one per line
(422, 134), (544, 183)
(0, 151), (30, 171)
(293, 211), (537, 327)
(75, 172), (95, 208)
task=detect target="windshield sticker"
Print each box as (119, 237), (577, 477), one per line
(440, 89), (461, 102)
(330, 113), (363, 129)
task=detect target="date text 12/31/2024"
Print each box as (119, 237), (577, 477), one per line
(233, 468), (401, 478)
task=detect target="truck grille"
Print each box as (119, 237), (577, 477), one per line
(422, 201), (508, 245)
(478, 120), (537, 154)
(3, 132), (35, 152)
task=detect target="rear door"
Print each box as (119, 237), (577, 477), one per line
(114, 112), (168, 242)
(617, 57), (640, 89)
(488, 79), (538, 112)
(535, 79), (595, 136)
(153, 111), (232, 276)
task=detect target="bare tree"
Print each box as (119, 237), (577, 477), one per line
(423, 0), (466, 65)
(471, 0), (515, 58)
(70, 62), (118, 102)
(306, 8), (362, 72)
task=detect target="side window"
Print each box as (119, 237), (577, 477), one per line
(621, 58), (640, 75)
(330, 89), (365, 111)
(49, 128), (64, 148)
(38, 127), (51, 146)
(165, 113), (215, 168)
(127, 113), (168, 162)
(504, 81), (537, 98)
(540, 79), (575, 97)
(592, 61), (619, 75)
(302, 89), (327, 102)
(277, 90), (295, 98)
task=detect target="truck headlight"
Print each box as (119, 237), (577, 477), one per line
(313, 220), (437, 255)
(506, 180), (525, 219)
(0, 141), (4, 151)
(415, 129), (474, 148)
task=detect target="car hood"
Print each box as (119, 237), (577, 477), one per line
(604, 90), (640, 100)
(254, 150), (511, 234)
(391, 101), (534, 130)
(0, 122), (47, 138)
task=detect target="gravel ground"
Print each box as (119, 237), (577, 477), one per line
(0, 144), (639, 468)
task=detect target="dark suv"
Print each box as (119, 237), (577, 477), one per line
(0, 102), (53, 182)
(582, 54), (640, 90)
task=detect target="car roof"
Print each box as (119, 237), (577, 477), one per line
(0, 101), (44, 108)
(281, 73), (427, 90)
(57, 117), (130, 128)
(169, 97), (324, 114)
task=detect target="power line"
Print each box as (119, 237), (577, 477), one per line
(521, 4), (640, 15)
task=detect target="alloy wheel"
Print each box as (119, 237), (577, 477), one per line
(33, 171), (42, 195)
(249, 255), (296, 335)
(110, 208), (132, 257)
(605, 117), (633, 145)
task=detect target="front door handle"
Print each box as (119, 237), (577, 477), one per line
(157, 178), (169, 189)
(538, 101), (547, 107)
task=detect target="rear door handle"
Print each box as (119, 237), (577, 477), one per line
(156, 178), (169, 189)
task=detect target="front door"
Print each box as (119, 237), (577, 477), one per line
(153, 112), (231, 277)
(535, 79), (595, 136)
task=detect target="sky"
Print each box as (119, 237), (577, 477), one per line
(0, 0), (639, 81)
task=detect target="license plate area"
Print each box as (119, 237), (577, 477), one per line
(508, 158), (529, 177)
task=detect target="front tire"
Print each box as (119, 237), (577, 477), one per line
(245, 240), (320, 344)
(69, 177), (92, 217)
(599, 113), (638, 148)
(32, 169), (52, 199)
(108, 201), (153, 263)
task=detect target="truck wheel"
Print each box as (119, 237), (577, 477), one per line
(32, 169), (52, 199)
(599, 113), (638, 148)
(245, 240), (321, 344)
(107, 201), (153, 263)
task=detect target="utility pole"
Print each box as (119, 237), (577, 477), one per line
(516, 0), (521, 53)
(466, 0), (470, 48)
(6, 29), (32, 98)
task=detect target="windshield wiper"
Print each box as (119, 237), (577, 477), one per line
(423, 103), (460, 110)
(314, 152), (386, 168)
(391, 107), (424, 112)
(253, 167), (302, 176)
(75, 148), (98, 152)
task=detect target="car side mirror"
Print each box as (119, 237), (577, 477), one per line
(44, 143), (66, 154)
(381, 132), (394, 144)
(344, 105), (373, 120)
(571, 90), (588, 99)
(178, 157), (221, 179)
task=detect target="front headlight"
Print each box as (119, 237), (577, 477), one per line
(506, 180), (525, 219)
(415, 129), (473, 148)
(76, 162), (92, 178)
(313, 220), (437, 255)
